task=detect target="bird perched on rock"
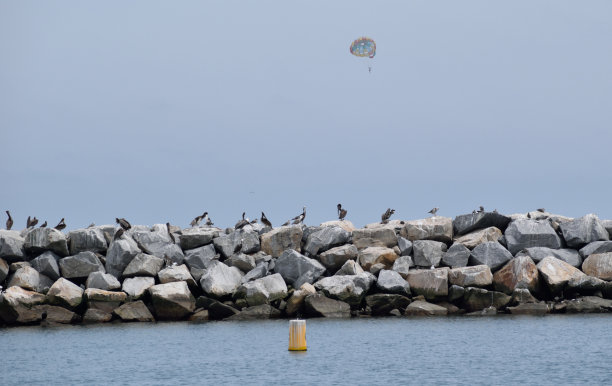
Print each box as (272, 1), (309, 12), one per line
(337, 204), (347, 221)
(54, 218), (66, 231)
(190, 212), (208, 227)
(113, 228), (124, 240)
(381, 208), (395, 224)
(527, 213), (531, 219)
(88, 223), (95, 228)
(166, 222), (176, 243)
(116, 217), (131, 231)
(291, 207), (306, 225)
(205, 216), (214, 226)
(27, 216), (39, 228)
(477, 206), (485, 213)
(235, 212), (249, 230)
(261, 212), (272, 228)
(40, 221), (47, 228)
(428, 207), (439, 217)
(250, 218), (258, 224)
(537, 208), (546, 213)
(5, 211), (13, 230)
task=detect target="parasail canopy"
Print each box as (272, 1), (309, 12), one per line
(350, 37), (376, 59)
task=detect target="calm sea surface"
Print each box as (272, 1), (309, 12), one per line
(1, 315), (611, 385)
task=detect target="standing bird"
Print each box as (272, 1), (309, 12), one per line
(337, 204), (347, 221)
(5, 211), (13, 230)
(235, 212), (249, 230)
(116, 217), (131, 231)
(54, 218), (66, 231)
(40, 221), (47, 228)
(477, 206), (485, 213)
(381, 208), (395, 224)
(205, 216), (214, 226)
(428, 207), (439, 217)
(166, 222), (176, 243)
(27, 216), (39, 228)
(190, 212), (208, 227)
(261, 212), (272, 228)
(291, 207), (306, 225)
(113, 228), (124, 241)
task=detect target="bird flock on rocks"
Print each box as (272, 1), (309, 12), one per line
(4, 205), (545, 233)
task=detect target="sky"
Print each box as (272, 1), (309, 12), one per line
(1, 0), (611, 230)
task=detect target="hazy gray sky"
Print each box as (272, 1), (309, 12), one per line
(1, 0), (611, 230)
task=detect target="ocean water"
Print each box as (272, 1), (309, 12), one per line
(1, 315), (611, 385)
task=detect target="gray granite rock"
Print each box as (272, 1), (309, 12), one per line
(113, 300), (155, 322)
(0, 230), (26, 262)
(536, 256), (585, 294)
(46, 278), (84, 309)
(448, 265), (493, 288)
(303, 226), (350, 256)
(122, 276), (155, 299)
(454, 227), (502, 249)
(376, 269), (410, 296)
(559, 214), (609, 248)
(59, 251), (105, 279)
(391, 255), (414, 278)
(260, 225), (303, 257)
(314, 273), (375, 307)
(240, 262), (269, 284)
(86, 271), (121, 290)
(317, 244), (358, 273)
(334, 260), (364, 276)
(183, 244), (218, 270)
(504, 219), (562, 255)
(462, 287), (511, 312)
(352, 227), (397, 250)
(24, 228), (69, 257)
(68, 228), (107, 255)
(412, 240), (447, 268)
(405, 300), (448, 316)
(365, 294), (411, 316)
(578, 241), (612, 258)
(158, 264), (197, 287)
(199, 260), (244, 298)
(105, 237), (141, 278)
(453, 211), (512, 236)
(304, 293), (351, 318)
(602, 220), (612, 239)
(582, 253), (612, 281)
(149, 281), (195, 320)
(178, 227), (218, 250)
(131, 224), (185, 264)
(397, 237), (413, 256)
(122, 253), (164, 277)
(492, 255), (540, 295)
(7, 266), (40, 291)
(515, 247), (582, 268)
(405, 268), (449, 300)
(30, 251), (61, 280)
(441, 243), (471, 268)
(234, 273), (288, 306)
(469, 242), (513, 272)
(226, 253), (256, 273)
(400, 216), (453, 243)
(274, 249), (326, 287)
(227, 304), (282, 320)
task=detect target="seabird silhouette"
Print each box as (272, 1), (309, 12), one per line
(537, 208), (546, 213)
(166, 222), (176, 243)
(527, 213), (531, 219)
(291, 207), (306, 225)
(337, 204), (347, 221)
(54, 218), (66, 231)
(261, 212), (272, 227)
(113, 228), (125, 240)
(116, 217), (131, 231)
(381, 208), (395, 224)
(428, 207), (439, 217)
(190, 212), (208, 227)
(27, 216), (39, 228)
(40, 221), (47, 228)
(235, 212), (249, 230)
(205, 216), (214, 226)
(477, 206), (485, 213)
(5, 211), (13, 230)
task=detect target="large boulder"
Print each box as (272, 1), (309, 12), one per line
(578, 241), (612, 258)
(202, 298), (240, 320)
(122, 253), (164, 277)
(462, 287), (511, 312)
(397, 237), (413, 256)
(158, 264), (197, 287)
(86, 271), (121, 290)
(59, 251), (105, 279)
(199, 260), (243, 298)
(0, 230), (26, 262)
(304, 293), (351, 318)
(68, 228), (107, 255)
(0, 258), (8, 283)
(582, 253), (612, 281)
(352, 228), (397, 250)
(149, 281), (195, 320)
(34, 304), (77, 324)
(537, 256), (585, 294)
(274, 249), (326, 288)
(405, 268), (449, 300)
(559, 214), (609, 249)
(178, 227), (218, 250)
(183, 244), (217, 270)
(113, 300), (155, 322)
(454, 227), (502, 249)
(260, 225), (302, 257)
(504, 220), (562, 255)
(30, 251), (61, 280)
(7, 266), (40, 291)
(400, 217), (453, 243)
(564, 296), (612, 313)
(122, 276), (155, 299)
(285, 283), (316, 316)
(303, 226), (350, 256)
(515, 247), (582, 268)
(392, 255), (414, 278)
(241, 263), (269, 284)
(412, 240), (447, 268)
(357, 247), (398, 271)
(454, 211), (512, 236)
(234, 273), (288, 306)
(469, 242), (513, 272)
(82, 308), (112, 324)
(492, 255), (540, 295)
(46, 278), (84, 309)
(131, 224), (184, 263)
(365, 294), (411, 316)
(318, 244), (358, 273)
(335, 260), (365, 276)
(226, 253), (256, 273)
(448, 265), (493, 288)
(0, 286), (47, 324)
(84, 288), (127, 313)
(24, 228), (69, 257)
(314, 273), (375, 307)
(376, 270), (410, 296)
(441, 243), (471, 268)
(105, 237), (141, 278)
(405, 300), (448, 316)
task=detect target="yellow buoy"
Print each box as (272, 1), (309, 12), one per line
(288, 319), (307, 351)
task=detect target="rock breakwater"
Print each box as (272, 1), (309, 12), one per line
(2, 210), (612, 326)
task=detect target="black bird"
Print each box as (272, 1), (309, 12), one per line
(40, 221), (47, 228)
(428, 207), (439, 216)
(116, 218), (131, 231)
(190, 212), (208, 227)
(235, 212), (249, 229)
(5, 211), (13, 230)
(381, 208), (395, 224)
(527, 213), (532, 219)
(337, 204), (347, 221)
(537, 208), (546, 213)
(30, 217), (39, 227)
(166, 222), (176, 243)
(54, 218), (66, 231)
(291, 207), (306, 225)
(205, 216), (214, 226)
(477, 206), (485, 213)
(113, 228), (124, 240)
(261, 212), (272, 228)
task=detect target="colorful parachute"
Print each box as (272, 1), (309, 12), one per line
(350, 37), (376, 58)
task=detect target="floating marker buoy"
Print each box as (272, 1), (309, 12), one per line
(288, 319), (307, 351)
